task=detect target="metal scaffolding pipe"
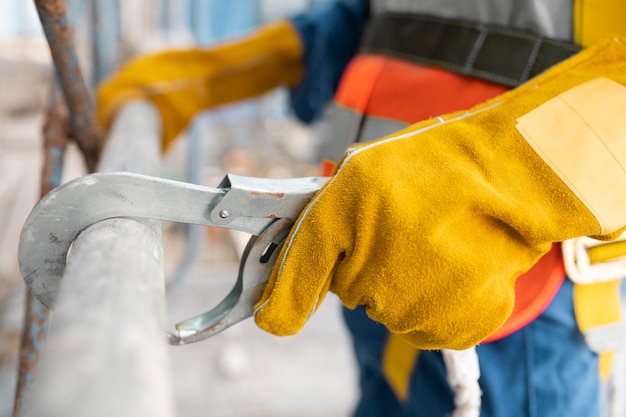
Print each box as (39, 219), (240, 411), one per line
(13, 88), (68, 417)
(23, 101), (176, 417)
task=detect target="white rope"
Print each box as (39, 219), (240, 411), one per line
(441, 347), (482, 417)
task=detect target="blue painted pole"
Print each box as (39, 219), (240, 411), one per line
(13, 89), (69, 417)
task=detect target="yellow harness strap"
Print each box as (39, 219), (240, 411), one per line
(382, 333), (420, 401)
(574, 0), (626, 47)
(378, 3), (626, 399)
(574, 280), (622, 380)
(573, 234), (626, 381)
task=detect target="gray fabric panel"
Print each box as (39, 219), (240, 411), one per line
(359, 115), (408, 143)
(313, 103), (409, 162)
(314, 104), (362, 162)
(370, 0), (573, 40)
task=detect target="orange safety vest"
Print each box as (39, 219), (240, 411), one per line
(319, 16), (574, 343)
(319, 4), (626, 399)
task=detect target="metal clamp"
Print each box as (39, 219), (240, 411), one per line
(168, 217), (293, 345)
(18, 172), (328, 344)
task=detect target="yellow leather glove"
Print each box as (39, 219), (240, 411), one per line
(96, 21), (303, 152)
(255, 37), (626, 350)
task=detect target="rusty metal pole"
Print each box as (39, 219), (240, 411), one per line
(12, 297), (48, 417)
(16, 1), (98, 411)
(13, 90), (70, 417)
(15, 2), (100, 409)
(34, 0), (102, 173)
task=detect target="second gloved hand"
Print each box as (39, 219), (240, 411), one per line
(254, 37), (626, 350)
(97, 21), (303, 151)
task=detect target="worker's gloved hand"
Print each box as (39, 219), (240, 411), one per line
(96, 21), (303, 151)
(255, 37), (626, 350)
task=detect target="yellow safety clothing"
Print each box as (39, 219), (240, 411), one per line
(255, 37), (626, 350)
(96, 21), (303, 151)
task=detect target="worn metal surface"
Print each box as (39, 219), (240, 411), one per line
(39, 89), (70, 197)
(22, 101), (175, 417)
(19, 170), (325, 310)
(171, 217), (293, 345)
(34, 0), (102, 172)
(12, 295), (49, 417)
(13, 88), (68, 417)
(23, 217), (175, 417)
(19, 147), (327, 346)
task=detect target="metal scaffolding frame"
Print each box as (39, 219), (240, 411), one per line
(22, 101), (176, 417)
(12, 0), (320, 414)
(13, 1), (175, 415)
(10, 1), (626, 416)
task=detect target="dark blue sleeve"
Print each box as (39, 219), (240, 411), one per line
(288, 0), (369, 124)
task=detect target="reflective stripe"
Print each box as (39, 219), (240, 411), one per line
(360, 114), (408, 143)
(583, 323), (624, 353)
(574, 0), (626, 47)
(334, 55), (509, 124)
(370, 0), (573, 40)
(315, 104), (363, 163)
(516, 78), (626, 235)
(316, 54), (509, 162)
(315, 103), (409, 162)
(382, 333), (420, 401)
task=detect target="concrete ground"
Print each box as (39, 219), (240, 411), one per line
(0, 38), (358, 417)
(164, 245), (358, 417)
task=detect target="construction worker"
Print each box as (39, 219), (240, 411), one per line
(97, 1), (626, 416)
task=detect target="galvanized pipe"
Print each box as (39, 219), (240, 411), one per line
(34, 0), (102, 172)
(16, 0), (118, 412)
(13, 88), (68, 417)
(23, 101), (176, 417)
